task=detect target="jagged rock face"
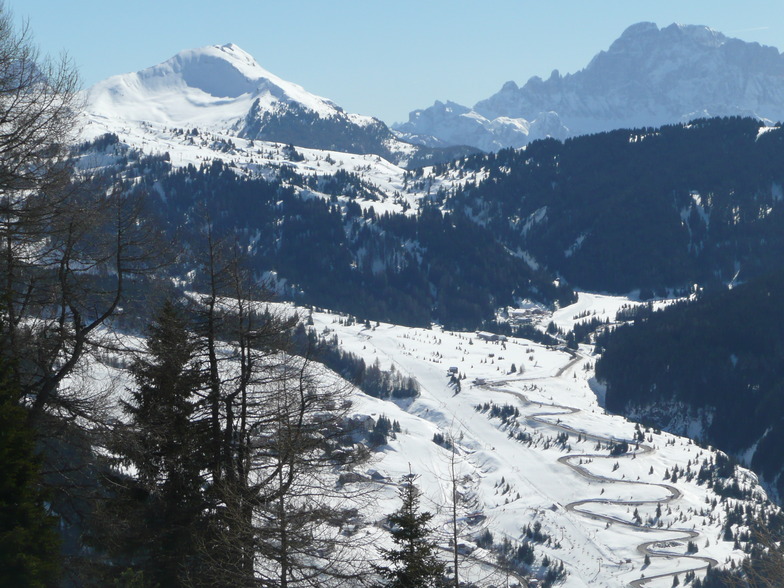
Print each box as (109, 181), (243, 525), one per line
(395, 22), (784, 151)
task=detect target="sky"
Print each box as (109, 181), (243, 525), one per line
(10, 0), (784, 125)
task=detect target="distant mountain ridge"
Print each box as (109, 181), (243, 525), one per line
(84, 43), (475, 167)
(395, 22), (784, 151)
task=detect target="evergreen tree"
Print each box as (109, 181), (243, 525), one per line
(376, 474), (446, 587)
(119, 299), (208, 587)
(0, 359), (59, 587)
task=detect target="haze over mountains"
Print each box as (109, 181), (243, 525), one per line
(395, 22), (784, 151)
(84, 22), (784, 156)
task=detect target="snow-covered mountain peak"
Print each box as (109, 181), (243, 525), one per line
(144, 43), (268, 99)
(81, 43), (477, 171)
(84, 42), (342, 129)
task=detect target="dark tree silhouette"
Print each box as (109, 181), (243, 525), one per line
(376, 474), (446, 588)
(118, 298), (209, 587)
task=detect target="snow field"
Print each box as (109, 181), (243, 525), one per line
(65, 293), (772, 587)
(302, 293), (767, 587)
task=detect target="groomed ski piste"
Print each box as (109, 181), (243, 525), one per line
(296, 292), (772, 587)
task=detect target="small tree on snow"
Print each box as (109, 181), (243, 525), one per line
(376, 474), (446, 587)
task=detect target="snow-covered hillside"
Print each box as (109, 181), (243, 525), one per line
(72, 40), (783, 586)
(75, 288), (777, 586)
(79, 97), (476, 222)
(78, 42), (484, 221)
(396, 22), (784, 151)
(273, 293), (774, 587)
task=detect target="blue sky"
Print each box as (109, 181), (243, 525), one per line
(10, 0), (784, 124)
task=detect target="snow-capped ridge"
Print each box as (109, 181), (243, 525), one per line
(396, 21), (784, 151)
(144, 43), (264, 98)
(83, 43), (482, 166)
(85, 42), (344, 129)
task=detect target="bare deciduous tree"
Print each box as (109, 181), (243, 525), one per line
(248, 358), (374, 587)
(0, 7), (166, 425)
(0, 7), (78, 198)
(189, 232), (374, 587)
(0, 4), (79, 384)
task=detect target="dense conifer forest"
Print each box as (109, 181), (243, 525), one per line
(83, 137), (574, 330)
(81, 115), (784, 333)
(596, 270), (784, 499)
(445, 116), (784, 293)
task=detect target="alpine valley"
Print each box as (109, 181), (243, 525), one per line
(19, 19), (784, 588)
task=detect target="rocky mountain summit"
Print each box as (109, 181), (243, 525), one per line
(395, 22), (784, 151)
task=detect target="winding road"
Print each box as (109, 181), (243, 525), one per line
(481, 353), (719, 587)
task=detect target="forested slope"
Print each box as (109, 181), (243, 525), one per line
(446, 117), (784, 293)
(596, 271), (784, 498)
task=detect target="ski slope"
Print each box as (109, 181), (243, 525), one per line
(71, 292), (775, 586)
(299, 293), (771, 587)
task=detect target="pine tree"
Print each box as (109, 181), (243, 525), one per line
(120, 299), (208, 587)
(0, 359), (60, 587)
(376, 474), (446, 587)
